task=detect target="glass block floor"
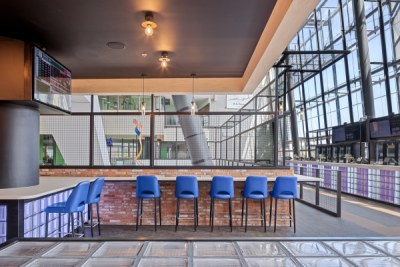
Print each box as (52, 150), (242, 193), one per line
(1, 239), (400, 266)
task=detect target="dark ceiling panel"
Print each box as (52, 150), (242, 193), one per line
(0, 0), (277, 78)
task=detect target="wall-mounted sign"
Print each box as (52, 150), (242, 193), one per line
(226, 95), (253, 109)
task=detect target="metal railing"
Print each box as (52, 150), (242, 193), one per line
(292, 165), (342, 217)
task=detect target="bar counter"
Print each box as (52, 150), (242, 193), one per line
(0, 175), (321, 200)
(0, 174), (321, 243)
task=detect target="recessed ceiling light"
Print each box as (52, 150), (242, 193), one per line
(141, 52), (148, 57)
(106, 42), (126, 50)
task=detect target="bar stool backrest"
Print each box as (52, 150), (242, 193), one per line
(271, 176), (297, 198)
(66, 181), (90, 213)
(210, 176), (234, 198)
(136, 175), (161, 197)
(244, 176), (268, 198)
(87, 177), (105, 204)
(175, 176), (198, 198)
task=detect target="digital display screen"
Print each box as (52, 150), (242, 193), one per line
(390, 116), (400, 136)
(332, 126), (346, 143)
(345, 124), (361, 141)
(33, 47), (71, 112)
(370, 120), (391, 139)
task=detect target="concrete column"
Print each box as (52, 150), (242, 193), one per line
(353, 0), (375, 118)
(172, 95), (213, 166)
(287, 73), (300, 156)
(0, 102), (39, 188)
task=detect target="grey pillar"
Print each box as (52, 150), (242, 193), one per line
(172, 95), (213, 166)
(353, 0), (375, 118)
(287, 73), (300, 156)
(0, 102), (39, 188)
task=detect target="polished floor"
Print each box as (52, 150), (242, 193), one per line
(1, 239), (400, 266)
(92, 193), (400, 239)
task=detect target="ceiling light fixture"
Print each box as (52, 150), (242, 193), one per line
(141, 74), (146, 116)
(159, 52), (170, 68)
(191, 73), (196, 116)
(141, 12), (157, 36)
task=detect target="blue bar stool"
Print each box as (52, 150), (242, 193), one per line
(269, 176), (297, 233)
(241, 176), (268, 232)
(135, 175), (162, 231)
(175, 176), (199, 232)
(86, 177), (105, 237)
(209, 176), (234, 232)
(45, 181), (90, 237)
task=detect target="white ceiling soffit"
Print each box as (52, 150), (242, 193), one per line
(242, 0), (320, 94)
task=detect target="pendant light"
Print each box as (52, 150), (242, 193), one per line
(159, 51), (170, 68)
(141, 12), (157, 37)
(141, 74), (146, 116)
(191, 73), (196, 116)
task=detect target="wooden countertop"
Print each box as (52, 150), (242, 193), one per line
(0, 175), (322, 200)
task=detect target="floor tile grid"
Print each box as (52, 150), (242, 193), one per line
(133, 241), (190, 267)
(288, 241), (355, 267)
(272, 241), (308, 267)
(22, 242), (103, 267)
(0, 241), (61, 267)
(4, 240), (400, 267)
(235, 241), (301, 266)
(322, 240), (400, 267)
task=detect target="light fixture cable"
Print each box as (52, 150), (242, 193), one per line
(191, 73), (196, 116)
(141, 74), (146, 116)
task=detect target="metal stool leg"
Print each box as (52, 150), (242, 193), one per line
(196, 198), (199, 227)
(211, 198), (214, 232)
(45, 213), (49, 237)
(289, 199), (292, 227)
(229, 198), (233, 232)
(263, 198), (267, 232)
(293, 199), (296, 233)
(96, 203), (101, 235)
(136, 198), (140, 231)
(269, 196), (273, 227)
(209, 198), (212, 226)
(241, 195), (244, 227)
(274, 198), (278, 233)
(67, 212), (70, 235)
(260, 200), (263, 227)
(140, 198), (143, 226)
(193, 198), (196, 231)
(89, 204), (94, 237)
(175, 198), (180, 232)
(71, 213), (75, 237)
(159, 197), (162, 226)
(245, 198), (248, 232)
(154, 197), (157, 231)
(58, 214), (62, 238)
(80, 211), (85, 237)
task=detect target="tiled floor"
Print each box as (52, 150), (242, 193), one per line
(1, 239), (400, 266)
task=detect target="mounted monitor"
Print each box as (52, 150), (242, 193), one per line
(370, 119), (391, 139)
(390, 116), (400, 136)
(33, 47), (71, 113)
(332, 126), (346, 143)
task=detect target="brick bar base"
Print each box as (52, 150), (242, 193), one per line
(40, 168), (294, 227)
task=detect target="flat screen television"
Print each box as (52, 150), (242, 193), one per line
(390, 116), (400, 136)
(33, 47), (71, 113)
(370, 119), (391, 139)
(332, 126), (346, 143)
